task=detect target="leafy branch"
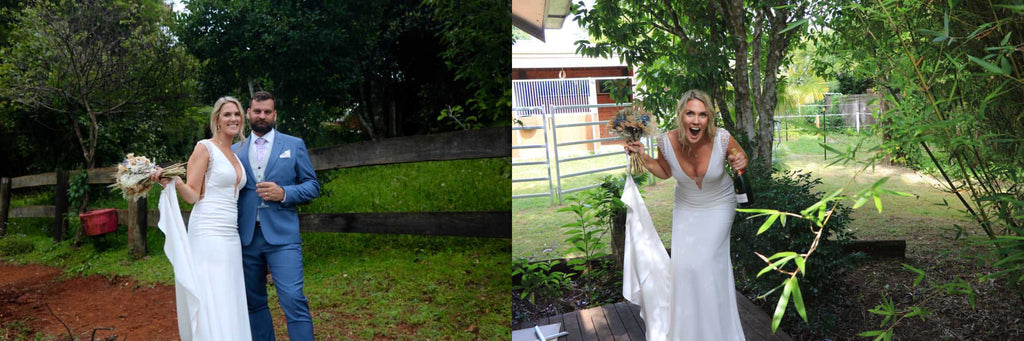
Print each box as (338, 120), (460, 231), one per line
(739, 134), (915, 333)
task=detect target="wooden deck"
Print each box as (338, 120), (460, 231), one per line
(517, 291), (794, 341)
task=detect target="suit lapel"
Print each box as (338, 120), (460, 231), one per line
(236, 136), (256, 186)
(264, 133), (283, 178)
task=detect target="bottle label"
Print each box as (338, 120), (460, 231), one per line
(736, 193), (749, 204)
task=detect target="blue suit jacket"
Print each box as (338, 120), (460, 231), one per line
(233, 131), (320, 246)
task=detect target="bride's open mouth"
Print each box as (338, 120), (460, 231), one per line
(688, 127), (701, 139)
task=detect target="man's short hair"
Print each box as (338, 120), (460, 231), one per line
(252, 90), (274, 104)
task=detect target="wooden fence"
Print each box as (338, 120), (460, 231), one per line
(0, 126), (512, 257)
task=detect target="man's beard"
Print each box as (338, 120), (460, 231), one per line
(251, 121), (274, 134)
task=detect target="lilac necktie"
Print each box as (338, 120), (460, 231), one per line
(255, 137), (268, 164)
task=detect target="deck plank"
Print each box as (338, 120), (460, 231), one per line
(576, 306), (600, 341)
(613, 301), (645, 341)
(599, 303), (630, 341)
(562, 310), (583, 341)
(520, 291), (794, 341)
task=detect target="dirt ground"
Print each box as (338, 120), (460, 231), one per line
(0, 262), (178, 341)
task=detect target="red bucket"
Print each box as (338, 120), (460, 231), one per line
(80, 209), (117, 236)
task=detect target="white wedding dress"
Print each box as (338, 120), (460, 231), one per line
(157, 140), (252, 341)
(622, 130), (746, 341)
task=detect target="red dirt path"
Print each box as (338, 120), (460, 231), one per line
(0, 262), (179, 340)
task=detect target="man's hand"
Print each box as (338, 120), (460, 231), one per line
(257, 182), (285, 202)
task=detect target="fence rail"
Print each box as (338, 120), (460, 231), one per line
(0, 127), (512, 257)
(512, 102), (653, 204)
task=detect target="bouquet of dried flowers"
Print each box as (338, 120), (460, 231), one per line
(607, 105), (658, 175)
(109, 154), (185, 202)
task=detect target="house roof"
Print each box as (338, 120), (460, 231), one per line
(512, 0), (626, 70)
(511, 0), (573, 42)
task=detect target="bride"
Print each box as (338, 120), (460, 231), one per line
(623, 89), (749, 340)
(152, 96), (252, 341)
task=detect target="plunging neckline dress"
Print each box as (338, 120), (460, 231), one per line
(621, 130), (746, 341)
(158, 139), (252, 341)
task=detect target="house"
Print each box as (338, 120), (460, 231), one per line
(511, 2), (633, 159)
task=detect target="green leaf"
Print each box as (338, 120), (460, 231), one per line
(968, 55), (1009, 75)
(902, 263), (926, 286)
(794, 256), (806, 276)
(757, 213), (780, 235)
(772, 278), (794, 333)
(778, 19), (808, 35)
(858, 330), (884, 337)
(758, 254), (798, 278)
(768, 251), (799, 260)
(790, 277), (808, 322)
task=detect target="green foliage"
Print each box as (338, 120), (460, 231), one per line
(802, 101), (848, 134)
(512, 258), (574, 305)
(558, 195), (608, 274)
(731, 162), (862, 336)
(826, 0), (1024, 300)
(591, 173), (648, 229)
(0, 233), (34, 256)
(574, 0), (837, 166)
(0, 0), (198, 169)
(177, 0), (507, 142)
(831, 72), (874, 95)
(423, 0), (511, 129)
(67, 168), (88, 210)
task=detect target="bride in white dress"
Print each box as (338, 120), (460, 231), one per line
(622, 89), (750, 341)
(153, 96), (252, 341)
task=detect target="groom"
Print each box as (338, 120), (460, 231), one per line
(234, 90), (320, 340)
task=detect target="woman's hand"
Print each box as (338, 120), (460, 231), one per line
(624, 141), (646, 156)
(727, 148), (748, 171)
(150, 166), (175, 186)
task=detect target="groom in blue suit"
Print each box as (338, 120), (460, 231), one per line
(234, 91), (320, 341)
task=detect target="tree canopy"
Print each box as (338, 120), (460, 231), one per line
(574, 0), (836, 168)
(0, 0), (199, 170)
(175, 0), (511, 146)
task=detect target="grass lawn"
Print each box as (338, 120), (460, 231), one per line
(2, 157), (511, 340)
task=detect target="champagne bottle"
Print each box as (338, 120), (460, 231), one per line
(729, 147), (753, 207)
(734, 168), (753, 208)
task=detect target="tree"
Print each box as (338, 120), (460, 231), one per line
(176, 0), (509, 145)
(424, 0), (512, 130)
(574, 0), (833, 169)
(0, 0), (198, 170)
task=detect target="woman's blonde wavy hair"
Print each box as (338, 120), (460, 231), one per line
(209, 96), (246, 143)
(675, 89), (718, 152)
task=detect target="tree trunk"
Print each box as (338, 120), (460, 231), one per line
(721, 0), (756, 142)
(611, 209), (626, 269)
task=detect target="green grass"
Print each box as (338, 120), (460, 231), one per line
(512, 131), (978, 260)
(2, 157), (511, 340)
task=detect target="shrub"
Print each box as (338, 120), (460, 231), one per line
(512, 258), (573, 305)
(0, 234), (36, 256)
(731, 162), (863, 336)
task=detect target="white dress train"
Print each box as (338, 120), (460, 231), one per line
(157, 140), (252, 341)
(622, 130), (746, 341)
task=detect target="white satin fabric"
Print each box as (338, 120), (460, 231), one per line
(622, 130), (745, 341)
(157, 140), (251, 341)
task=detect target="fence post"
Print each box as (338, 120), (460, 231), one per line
(127, 197), (147, 259)
(0, 177), (11, 237)
(53, 170), (68, 242)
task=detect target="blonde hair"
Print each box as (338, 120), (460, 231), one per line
(209, 96), (245, 142)
(675, 89), (718, 151)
